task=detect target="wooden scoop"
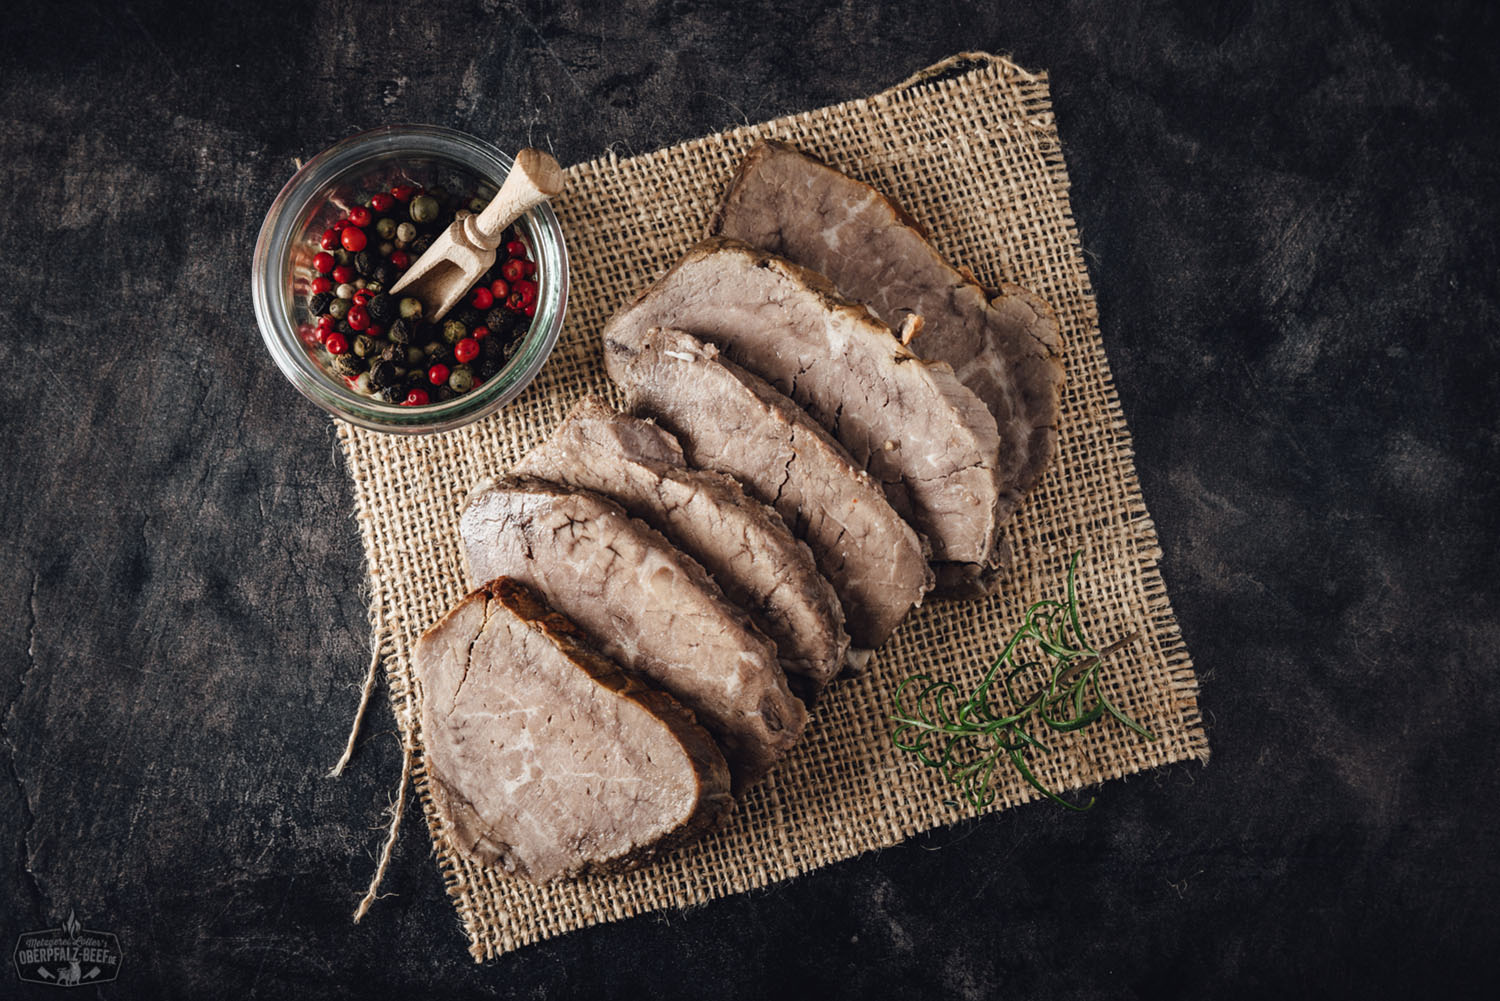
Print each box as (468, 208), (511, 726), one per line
(390, 148), (565, 321)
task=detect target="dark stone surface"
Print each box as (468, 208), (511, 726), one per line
(2, 0), (1496, 997)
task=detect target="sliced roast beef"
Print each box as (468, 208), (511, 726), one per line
(710, 140), (1064, 538)
(604, 326), (932, 652)
(602, 237), (1005, 591)
(459, 475), (806, 792)
(417, 577), (732, 882)
(515, 396), (849, 694)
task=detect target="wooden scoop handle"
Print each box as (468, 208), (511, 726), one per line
(469, 148), (565, 248)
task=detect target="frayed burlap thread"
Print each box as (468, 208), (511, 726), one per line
(335, 52), (1209, 961)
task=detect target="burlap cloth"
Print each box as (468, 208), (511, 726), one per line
(335, 52), (1209, 961)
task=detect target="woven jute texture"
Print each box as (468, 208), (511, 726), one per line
(336, 52), (1209, 961)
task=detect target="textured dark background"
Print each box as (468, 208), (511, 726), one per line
(2, 1), (1497, 997)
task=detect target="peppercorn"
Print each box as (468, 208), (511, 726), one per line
(375, 217), (397, 240)
(376, 342), (405, 365)
(374, 385), (403, 403)
(442, 319), (467, 345)
(410, 234), (434, 258)
(364, 280), (384, 294)
(308, 291), (333, 316)
(336, 317), (353, 335)
(351, 334), (376, 358)
(409, 194), (439, 223)
(347, 206), (372, 227)
(480, 333), (508, 362)
(477, 356), (502, 380)
(369, 359), (400, 389)
(422, 341), (453, 366)
(378, 241), (394, 257)
(340, 227), (367, 253)
(373, 262), (397, 287)
(386, 317), (412, 344)
(352, 371), (372, 395)
(355, 250), (376, 277)
(330, 352), (363, 376)
(484, 308), (517, 335)
(404, 387), (429, 406)
(434, 385), (455, 403)
(328, 298), (350, 319)
(398, 297), (423, 321)
(369, 294), (399, 325)
(448, 365), (475, 393)
(334, 249), (353, 268)
(454, 337), (480, 364)
(395, 222), (417, 246)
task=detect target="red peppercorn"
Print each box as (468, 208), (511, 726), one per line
(310, 276), (333, 294)
(332, 265), (355, 284)
(505, 240), (527, 258)
(313, 252), (335, 274)
(348, 206), (372, 227)
(471, 325), (490, 341)
(325, 333), (349, 355)
(454, 337), (480, 363)
(470, 287), (494, 310)
(352, 289), (372, 305)
(500, 259), (525, 282)
(524, 302), (536, 318)
(489, 278), (509, 300)
(391, 184), (416, 203)
(367, 325), (385, 338)
(521, 259), (536, 278)
(333, 218), (349, 231)
(370, 193), (395, 213)
(341, 226), (368, 252)
(427, 363), (450, 386)
(403, 387), (429, 406)
(389, 250), (410, 269)
(347, 305), (370, 331)
(320, 228), (339, 250)
(511, 278), (537, 309)
(316, 314), (335, 331)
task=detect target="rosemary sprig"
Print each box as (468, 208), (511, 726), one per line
(889, 552), (1155, 811)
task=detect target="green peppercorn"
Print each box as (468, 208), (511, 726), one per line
(376, 217), (397, 240)
(395, 222), (417, 245)
(353, 334), (377, 359)
(467, 196), (487, 214)
(330, 352), (364, 377)
(328, 298), (350, 319)
(355, 251), (376, 277)
(364, 280), (384, 293)
(409, 194), (439, 224)
(406, 346), (425, 366)
(448, 365), (475, 393)
(442, 319), (467, 345)
(378, 241), (395, 257)
(398, 297), (424, 321)
(308, 291), (333, 316)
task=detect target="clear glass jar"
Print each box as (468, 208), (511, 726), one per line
(252, 125), (568, 433)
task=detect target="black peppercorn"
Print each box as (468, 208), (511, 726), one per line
(308, 292), (333, 316)
(410, 234), (434, 258)
(368, 293), (396, 325)
(352, 334), (378, 359)
(433, 384), (455, 403)
(374, 385), (403, 403)
(373, 262), (398, 287)
(330, 353), (365, 377)
(387, 318), (412, 344)
(354, 250), (376, 277)
(455, 305), (482, 328)
(480, 334), (507, 361)
(370, 360), (399, 389)
(484, 308), (515, 335)
(477, 356), (502, 381)
(442, 319), (467, 345)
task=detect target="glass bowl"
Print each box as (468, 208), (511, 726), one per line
(252, 125), (568, 433)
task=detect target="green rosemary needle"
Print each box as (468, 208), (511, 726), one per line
(889, 552), (1155, 811)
